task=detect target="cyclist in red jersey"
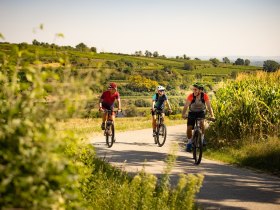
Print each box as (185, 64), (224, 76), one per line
(99, 82), (121, 130)
(182, 83), (215, 152)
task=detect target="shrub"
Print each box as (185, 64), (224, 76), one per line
(134, 99), (152, 107)
(0, 63), (90, 208)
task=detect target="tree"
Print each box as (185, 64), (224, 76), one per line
(210, 58), (220, 67)
(184, 63), (194, 71)
(223, 57), (230, 64)
(263, 60), (280, 72)
(75, 42), (89, 51)
(134, 51), (143, 56)
(195, 58), (200, 60)
(145, 50), (152, 57)
(244, 59), (250, 66)
(234, 58), (245, 65)
(90, 46), (97, 53)
(153, 51), (159, 57)
(183, 54), (191, 60)
(32, 39), (40, 45)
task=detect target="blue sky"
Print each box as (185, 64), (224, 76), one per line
(0, 0), (280, 57)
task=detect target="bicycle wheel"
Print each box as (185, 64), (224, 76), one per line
(193, 131), (203, 165)
(106, 123), (115, 148)
(157, 124), (167, 147)
(154, 124), (159, 144)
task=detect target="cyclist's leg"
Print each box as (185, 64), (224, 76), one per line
(186, 112), (195, 151)
(101, 109), (107, 130)
(198, 111), (206, 144)
(152, 110), (156, 134)
(160, 109), (165, 122)
(187, 112), (196, 139)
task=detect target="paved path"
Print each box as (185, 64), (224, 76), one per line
(90, 124), (280, 210)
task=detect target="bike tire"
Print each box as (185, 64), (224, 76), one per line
(157, 124), (167, 147)
(106, 123), (115, 148)
(193, 131), (203, 165)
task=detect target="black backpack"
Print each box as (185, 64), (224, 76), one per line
(191, 92), (205, 104)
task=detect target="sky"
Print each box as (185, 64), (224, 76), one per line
(0, 0), (280, 57)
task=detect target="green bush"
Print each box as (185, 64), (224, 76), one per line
(0, 64), (90, 208)
(134, 99), (152, 107)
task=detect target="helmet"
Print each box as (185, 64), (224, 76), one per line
(157, 85), (165, 91)
(193, 82), (204, 90)
(109, 82), (117, 89)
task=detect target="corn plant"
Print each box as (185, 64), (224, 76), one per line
(208, 71), (280, 146)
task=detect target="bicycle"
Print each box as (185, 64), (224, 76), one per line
(154, 109), (167, 147)
(191, 117), (215, 165)
(103, 109), (118, 148)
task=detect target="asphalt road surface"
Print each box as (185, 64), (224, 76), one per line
(90, 124), (280, 210)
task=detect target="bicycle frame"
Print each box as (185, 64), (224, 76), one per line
(103, 109), (116, 148)
(154, 110), (167, 147)
(192, 117), (204, 165)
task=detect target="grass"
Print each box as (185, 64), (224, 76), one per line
(57, 117), (185, 139)
(204, 136), (280, 176)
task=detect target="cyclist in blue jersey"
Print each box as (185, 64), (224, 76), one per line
(151, 86), (172, 136)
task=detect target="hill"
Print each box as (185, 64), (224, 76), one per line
(0, 42), (262, 97)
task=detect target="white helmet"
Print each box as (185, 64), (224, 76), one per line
(157, 85), (165, 91)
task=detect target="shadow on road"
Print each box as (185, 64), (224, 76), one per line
(91, 127), (280, 210)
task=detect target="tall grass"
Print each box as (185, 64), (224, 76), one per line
(208, 71), (280, 145)
(205, 71), (280, 174)
(81, 147), (204, 210)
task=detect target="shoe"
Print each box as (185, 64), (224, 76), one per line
(101, 122), (105, 130)
(153, 131), (156, 137)
(186, 143), (192, 152)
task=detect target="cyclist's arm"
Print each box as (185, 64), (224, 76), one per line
(182, 100), (191, 118)
(152, 100), (155, 110)
(165, 99), (172, 110)
(99, 98), (103, 109)
(117, 98), (121, 110)
(205, 100), (215, 118)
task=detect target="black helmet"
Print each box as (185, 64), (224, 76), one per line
(192, 82), (204, 90)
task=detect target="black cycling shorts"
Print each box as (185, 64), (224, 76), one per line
(152, 109), (164, 116)
(187, 111), (205, 128)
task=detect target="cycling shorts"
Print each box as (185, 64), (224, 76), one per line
(187, 111), (205, 128)
(152, 109), (164, 116)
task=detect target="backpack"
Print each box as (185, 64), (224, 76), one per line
(191, 92), (205, 104)
(155, 93), (159, 101)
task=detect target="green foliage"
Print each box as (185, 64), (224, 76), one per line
(204, 136), (280, 174)
(263, 60), (280, 72)
(82, 148), (204, 210)
(1, 40), (203, 210)
(222, 57), (230, 64)
(207, 71), (280, 146)
(127, 75), (159, 92)
(183, 63), (194, 70)
(134, 99), (152, 107)
(75, 42), (89, 51)
(209, 58), (220, 67)
(234, 58), (245, 65)
(0, 62), (91, 208)
(244, 59), (250, 66)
